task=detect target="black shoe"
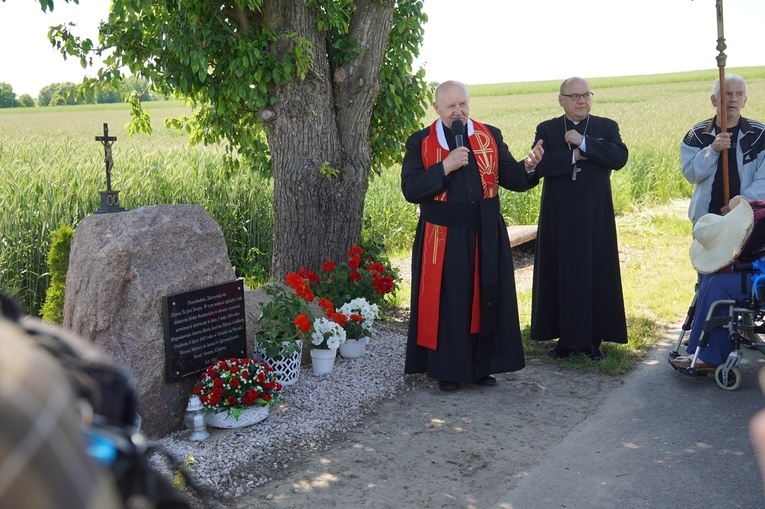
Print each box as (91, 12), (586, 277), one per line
(587, 347), (605, 361)
(474, 375), (496, 386)
(438, 381), (460, 392)
(547, 345), (571, 359)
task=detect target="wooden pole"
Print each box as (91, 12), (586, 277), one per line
(715, 0), (729, 206)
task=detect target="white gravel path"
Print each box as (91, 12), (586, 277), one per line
(150, 323), (409, 500)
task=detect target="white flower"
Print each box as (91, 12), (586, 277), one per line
(310, 317), (346, 349)
(326, 335), (343, 349)
(338, 297), (379, 332)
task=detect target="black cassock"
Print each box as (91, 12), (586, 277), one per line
(530, 114), (629, 350)
(401, 122), (535, 382)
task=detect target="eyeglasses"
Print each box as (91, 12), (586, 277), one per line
(561, 92), (593, 101)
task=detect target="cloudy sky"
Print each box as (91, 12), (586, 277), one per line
(1, 0), (763, 97)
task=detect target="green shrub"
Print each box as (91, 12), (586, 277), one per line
(40, 224), (74, 324)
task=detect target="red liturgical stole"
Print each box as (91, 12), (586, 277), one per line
(416, 119), (499, 349)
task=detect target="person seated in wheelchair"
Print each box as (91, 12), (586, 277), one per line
(671, 197), (765, 371)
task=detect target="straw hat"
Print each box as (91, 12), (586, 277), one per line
(690, 200), (754, 273)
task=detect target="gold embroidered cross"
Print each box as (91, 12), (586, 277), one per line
(472, 130), (495, 169)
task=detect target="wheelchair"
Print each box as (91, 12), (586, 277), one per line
(669, 260), (765, 390)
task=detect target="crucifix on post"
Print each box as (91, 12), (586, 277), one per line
(95, 123), (125, 213)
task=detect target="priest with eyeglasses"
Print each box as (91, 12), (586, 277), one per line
(529, 77), (629, 362)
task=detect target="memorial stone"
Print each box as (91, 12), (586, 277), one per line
(63, 204), (238, 438)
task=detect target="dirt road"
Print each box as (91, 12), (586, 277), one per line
(221, 359), (612, 508)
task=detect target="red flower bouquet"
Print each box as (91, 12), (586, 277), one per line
(193, 358), (282, 419)
(288, 245), (397, 308)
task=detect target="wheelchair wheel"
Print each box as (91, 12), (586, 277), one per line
(715, 365), (742, 391)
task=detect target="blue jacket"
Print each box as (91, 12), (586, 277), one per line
(681, 116), (765, 223)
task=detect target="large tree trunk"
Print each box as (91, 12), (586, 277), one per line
(262, 0), (395, 279)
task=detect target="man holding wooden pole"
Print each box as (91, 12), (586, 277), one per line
(681, 74), (765, 224)
(682, 1), (765, 223)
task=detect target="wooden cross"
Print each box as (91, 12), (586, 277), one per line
(95, 123), (117, 191)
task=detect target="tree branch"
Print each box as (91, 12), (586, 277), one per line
(333, 0), (395, 164)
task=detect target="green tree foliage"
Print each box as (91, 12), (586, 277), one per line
(37, 82), (92, 106)
(96, 76), (154, 103)
(41, 0), (430, 277)
(49, 82), (81, 105)
(36, 80), (149, 106)
(94, 87), (122, 104)
(0, 82), (18, 108)
(17, 94), (35, 107)
(35, 76), (153, 105)
(37, 83), (57, 107)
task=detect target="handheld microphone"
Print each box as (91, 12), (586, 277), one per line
(452, 119), (464, 148)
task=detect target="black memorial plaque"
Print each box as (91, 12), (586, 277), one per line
(162, 280), (247, 382)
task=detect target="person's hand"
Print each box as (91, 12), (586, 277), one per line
(729, 194), (745, 209)
(573, 147), (588, 162)
(712, 132), (733, 153)
(564, 129), (584, 147)
(524, 139), (544, 171)
(750, 368), (765, 491)
(751, 408), (765, 489)
(721, 194), (745, 215)
(442, 146), (470, 175)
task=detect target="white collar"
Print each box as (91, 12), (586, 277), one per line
(436, 118), (474, 150)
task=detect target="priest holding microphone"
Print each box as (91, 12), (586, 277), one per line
(401, 80), (543, 392)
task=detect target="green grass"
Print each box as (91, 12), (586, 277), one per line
(518, 200), (696, 374)
(466, 66), (765, 97)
